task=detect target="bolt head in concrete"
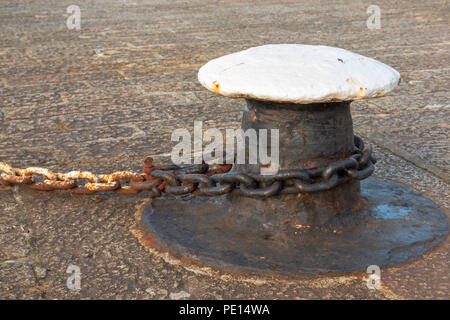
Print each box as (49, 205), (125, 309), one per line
(198, 44), (401, 104)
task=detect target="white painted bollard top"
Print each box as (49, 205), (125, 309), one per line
(198, 44), (400, 104)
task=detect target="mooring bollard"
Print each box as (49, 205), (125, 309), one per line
(136, 44), (448, 275)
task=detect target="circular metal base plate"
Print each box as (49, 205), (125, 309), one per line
(135, 179), (448, 276)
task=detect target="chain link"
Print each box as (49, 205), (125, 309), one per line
(0, 135), (376, 198)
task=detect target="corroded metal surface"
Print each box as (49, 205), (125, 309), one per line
(0, 134), (375, 197)
(135, 99), (448, 275)
(136, 178), (448, 275)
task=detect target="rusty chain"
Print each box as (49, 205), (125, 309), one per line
(0, 135), (376, 199)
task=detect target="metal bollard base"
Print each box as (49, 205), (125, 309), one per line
(135, 178), (448, 276)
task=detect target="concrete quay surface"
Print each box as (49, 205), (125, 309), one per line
(0, 0), (448, 299)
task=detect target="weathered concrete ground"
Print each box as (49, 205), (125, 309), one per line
(0, 0), (448, 299)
